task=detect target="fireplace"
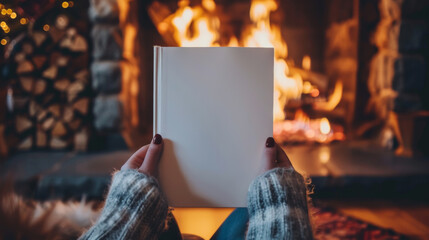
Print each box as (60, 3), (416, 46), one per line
(139, 0), (429, 155)
(0, 0), (428, 157)
(146, 0), (353, 145)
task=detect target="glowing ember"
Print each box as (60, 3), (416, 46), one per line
(273, 110), (344, 144)
(273, 118), (345, 144)
(320, 118), (331, 135)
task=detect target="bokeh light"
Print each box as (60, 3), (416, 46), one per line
(43, 24), (50, 31)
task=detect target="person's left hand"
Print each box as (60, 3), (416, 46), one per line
(121, 134), (164, 177)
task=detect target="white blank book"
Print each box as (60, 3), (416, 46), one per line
(154, 47), (273, 207)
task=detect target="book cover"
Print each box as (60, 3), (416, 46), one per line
(154, 46), (273, 207)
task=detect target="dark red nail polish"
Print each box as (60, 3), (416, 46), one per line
(153, 134), (163, 144)
(265, 137), (275, 148)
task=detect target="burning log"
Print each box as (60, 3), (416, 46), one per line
(313, 80), (343, 112)
(147, 0), (338, 127)
(148, 2), (178, 46)
(274, 113), (345, 145)
(290, 67), (329, 93)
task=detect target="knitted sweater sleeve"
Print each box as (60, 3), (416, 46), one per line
(246, 167), (313, 240)
(79, 169), (168, 240)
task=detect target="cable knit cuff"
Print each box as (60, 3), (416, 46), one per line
(79, 169), (168, 240)
(246, 167), (313, 240)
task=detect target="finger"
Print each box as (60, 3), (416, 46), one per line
(276, 145), (293, 169)
(121, 144), (150, 170)
(260, 137), (277, 173)
(139, 134), (164, 176)
(264, 136), (276, 157)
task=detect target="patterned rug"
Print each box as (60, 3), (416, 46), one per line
(312, 207), (407, 240)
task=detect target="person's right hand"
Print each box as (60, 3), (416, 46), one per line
(259, 137), (293, 174)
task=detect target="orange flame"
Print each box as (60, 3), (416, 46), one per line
(320, 117), (331, 135)
(170, 1), (220, 47)
(156, 0), (303, 121)
(302, 55), (311, 71)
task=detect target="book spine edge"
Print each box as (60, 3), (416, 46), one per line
(153, 46), (161, 135)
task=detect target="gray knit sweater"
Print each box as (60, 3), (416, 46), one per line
(246, 168), (313, 240)
(79, 168), (312, 240)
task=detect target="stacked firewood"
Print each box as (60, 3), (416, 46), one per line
(5, 14), (91, 151)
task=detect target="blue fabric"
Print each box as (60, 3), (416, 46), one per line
(210, 208), (249, 240)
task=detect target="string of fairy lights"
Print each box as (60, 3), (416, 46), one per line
(0, 1), (74, 46)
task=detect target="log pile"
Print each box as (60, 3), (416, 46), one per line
(5, 14), (91, 151)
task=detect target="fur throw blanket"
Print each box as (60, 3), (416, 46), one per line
(0, 182), (101, 240)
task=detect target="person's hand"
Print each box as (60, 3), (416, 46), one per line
(259, 137), (293, 174)
(121, 134), (164, 177)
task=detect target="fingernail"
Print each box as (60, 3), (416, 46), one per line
(153, 134), (163, 144)
(265, 137), (275, 148)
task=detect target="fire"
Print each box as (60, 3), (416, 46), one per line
(313, 80), (343, 111)
(118, 0), (140, 130)
(273, 111), (344, 144)
(170, 3), (220, 47)
(152, 0), (303, 121)
(244, 0), (302, 121)
(320, 118), (331, 135)
(302, 55), (311, 71)
(148, 0), (345, 144)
